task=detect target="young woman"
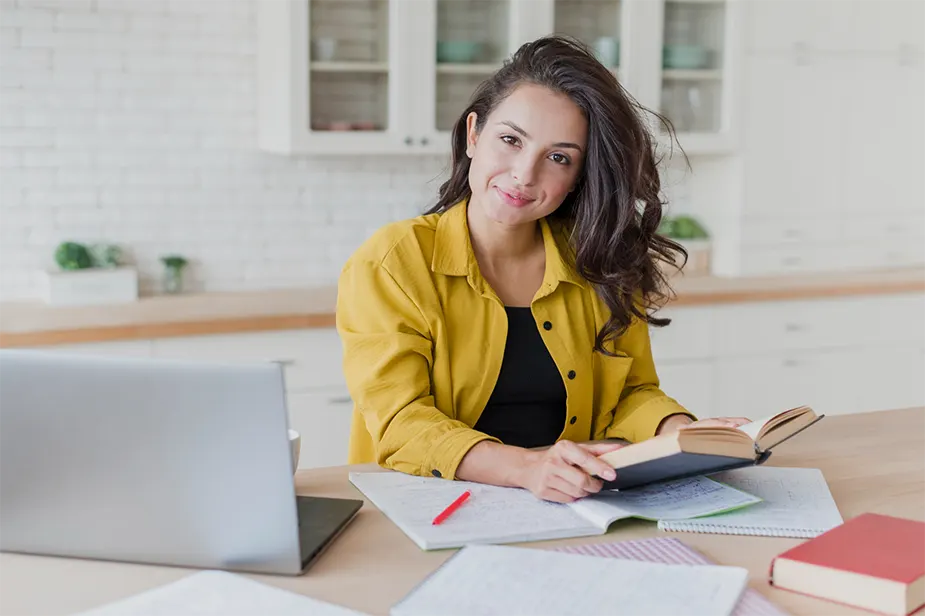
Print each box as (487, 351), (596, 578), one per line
(336, 36), (749, 503)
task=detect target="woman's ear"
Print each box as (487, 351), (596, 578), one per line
(465, 112), (479, 158)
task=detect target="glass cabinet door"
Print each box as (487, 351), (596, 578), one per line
(553, 0), (623, 78)
(307, 0), (393, 136)
(432, 0), (513, 134)
(659, 0), (727, 135)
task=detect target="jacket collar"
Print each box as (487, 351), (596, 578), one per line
(431, 198), (586, 291)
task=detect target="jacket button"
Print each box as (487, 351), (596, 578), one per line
(567, 370), (576, 380)
(431, 469), (442, 478)
(543, 321), (552, 330)
(569, 416), (577, 425)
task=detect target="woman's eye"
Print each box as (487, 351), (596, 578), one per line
(550, 153), (570, 165)
(501, 135), (519, 146)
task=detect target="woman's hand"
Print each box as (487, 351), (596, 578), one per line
(657, 414), (752, 434)
(516, 441), (624, 503)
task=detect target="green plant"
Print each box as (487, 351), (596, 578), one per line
(90, 243), (122, 269)
(160, 255), (188, 270)
(54, 241), (93, 271)
(658, 215), (710, 240)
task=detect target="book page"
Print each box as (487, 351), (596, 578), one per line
(75, 570), (370, 616)
(569, 476), (762, 527)
(737, 416), (772, 441)
(661, 467), (843, 536)
(391, 545), (748, 616)
(349, 472), (600, 550)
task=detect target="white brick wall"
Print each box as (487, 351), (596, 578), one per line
(0, 0), (446, 300)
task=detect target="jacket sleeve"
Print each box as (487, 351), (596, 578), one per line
(603, 316), (697, 442)
(336, 259), (499, 479)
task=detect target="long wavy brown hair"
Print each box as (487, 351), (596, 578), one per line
(426, 35), (686, 354)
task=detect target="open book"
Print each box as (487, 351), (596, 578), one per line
(349, 471), (760, 550)
(597, 405), (823, 490)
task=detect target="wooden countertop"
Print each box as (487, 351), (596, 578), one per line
(1, 267), (922, 348)
(1, 407), (923, 616)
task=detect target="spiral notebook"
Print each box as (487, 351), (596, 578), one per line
(557, 537), (788, 616)
(657, 467), (843, 538)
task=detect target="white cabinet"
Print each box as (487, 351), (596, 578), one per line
(651, 293), (925, 419)
(287, 388), (354, 470)
(149, 328), (354, 469)
(151, 329), (346, 393)
(257, 0), (741, 155)
(656, 359), (715, 418)
(745, 0), (925, 54)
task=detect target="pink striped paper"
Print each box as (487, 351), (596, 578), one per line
(557, 537), (787, 616)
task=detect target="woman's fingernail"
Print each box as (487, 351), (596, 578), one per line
(605, 470), (616, 481)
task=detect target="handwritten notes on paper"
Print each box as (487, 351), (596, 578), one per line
(391, 545), (748, 616)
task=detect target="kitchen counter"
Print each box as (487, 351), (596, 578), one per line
(1, 267), (922, 348)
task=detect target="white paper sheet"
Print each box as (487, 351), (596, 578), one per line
(659, 467), (843, 537)
(391, 545), (748, 616)
(348, 472), (599, 550)
(75, 570), (370, 616)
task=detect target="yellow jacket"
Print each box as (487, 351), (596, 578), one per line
(336, 201), (694, 479)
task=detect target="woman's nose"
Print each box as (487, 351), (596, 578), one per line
(511, 156), (539, 186)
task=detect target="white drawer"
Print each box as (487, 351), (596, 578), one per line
(286, 387), (353, 470)
(714, 300), (834, 355)
(738, 246), (825, 276)
(714, 349), (866, 419)
(655, 360), (715, 419)
(151, 328), (345, 392)
(740, 217), (839, 247)
(649, 307), (715, 361)
(842, 216), (925, 243)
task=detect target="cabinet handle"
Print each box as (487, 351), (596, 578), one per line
(328, 396), (352, 404)
(272, 359), (296, 366)
(784, 323), (805, 333)
(782, 359), (800, 368)
(404, 136), (413, 146)
(420, 137), (429, 146)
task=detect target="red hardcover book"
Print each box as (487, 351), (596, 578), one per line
(769, 513), (925, 615)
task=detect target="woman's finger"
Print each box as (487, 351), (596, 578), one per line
(579, 442), (626, 456)
(548, 471), (596, 500)
(556, 441), (617, 481)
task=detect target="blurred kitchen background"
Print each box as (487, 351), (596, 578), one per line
(1, 0), (923, 469)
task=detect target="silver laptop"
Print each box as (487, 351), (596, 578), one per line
(0, 349), (362, 575)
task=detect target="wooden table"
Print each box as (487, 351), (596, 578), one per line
(2, 408), (923, 615)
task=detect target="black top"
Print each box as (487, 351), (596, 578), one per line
(474, 307), (567, 449)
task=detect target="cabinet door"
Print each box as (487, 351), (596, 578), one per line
(656, 360), (715, 418)
(151, 329), (346, 393)
(415, 0), (534, 152)
(741, 54), (841, 217)
(287, 388), (354, 469)
(258, 0), (416, 154)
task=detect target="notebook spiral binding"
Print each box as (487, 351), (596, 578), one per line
(657, 520), (821, 538)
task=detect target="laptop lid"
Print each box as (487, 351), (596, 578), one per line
(0, 349), (306, 575)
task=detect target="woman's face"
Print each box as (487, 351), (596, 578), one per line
(466, 83), (588, 228)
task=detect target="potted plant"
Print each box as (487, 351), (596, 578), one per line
(658, 215), (712, 276)
(40, 241), (138, 306)
(160, 255), (189, 294)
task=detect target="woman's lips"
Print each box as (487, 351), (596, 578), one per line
(495, 186), (535, 208)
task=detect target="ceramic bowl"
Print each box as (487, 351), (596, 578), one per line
(663, 45), (709, 69)
(437, 41), (482, 63)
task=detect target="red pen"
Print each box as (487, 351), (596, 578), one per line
(431, 490), (472, 525)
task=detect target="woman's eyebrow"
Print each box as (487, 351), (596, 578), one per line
(499, 120), (583, 152)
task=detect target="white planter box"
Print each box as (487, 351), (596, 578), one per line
(40, 267), (139, 306)
(662, 239), (713, 277)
